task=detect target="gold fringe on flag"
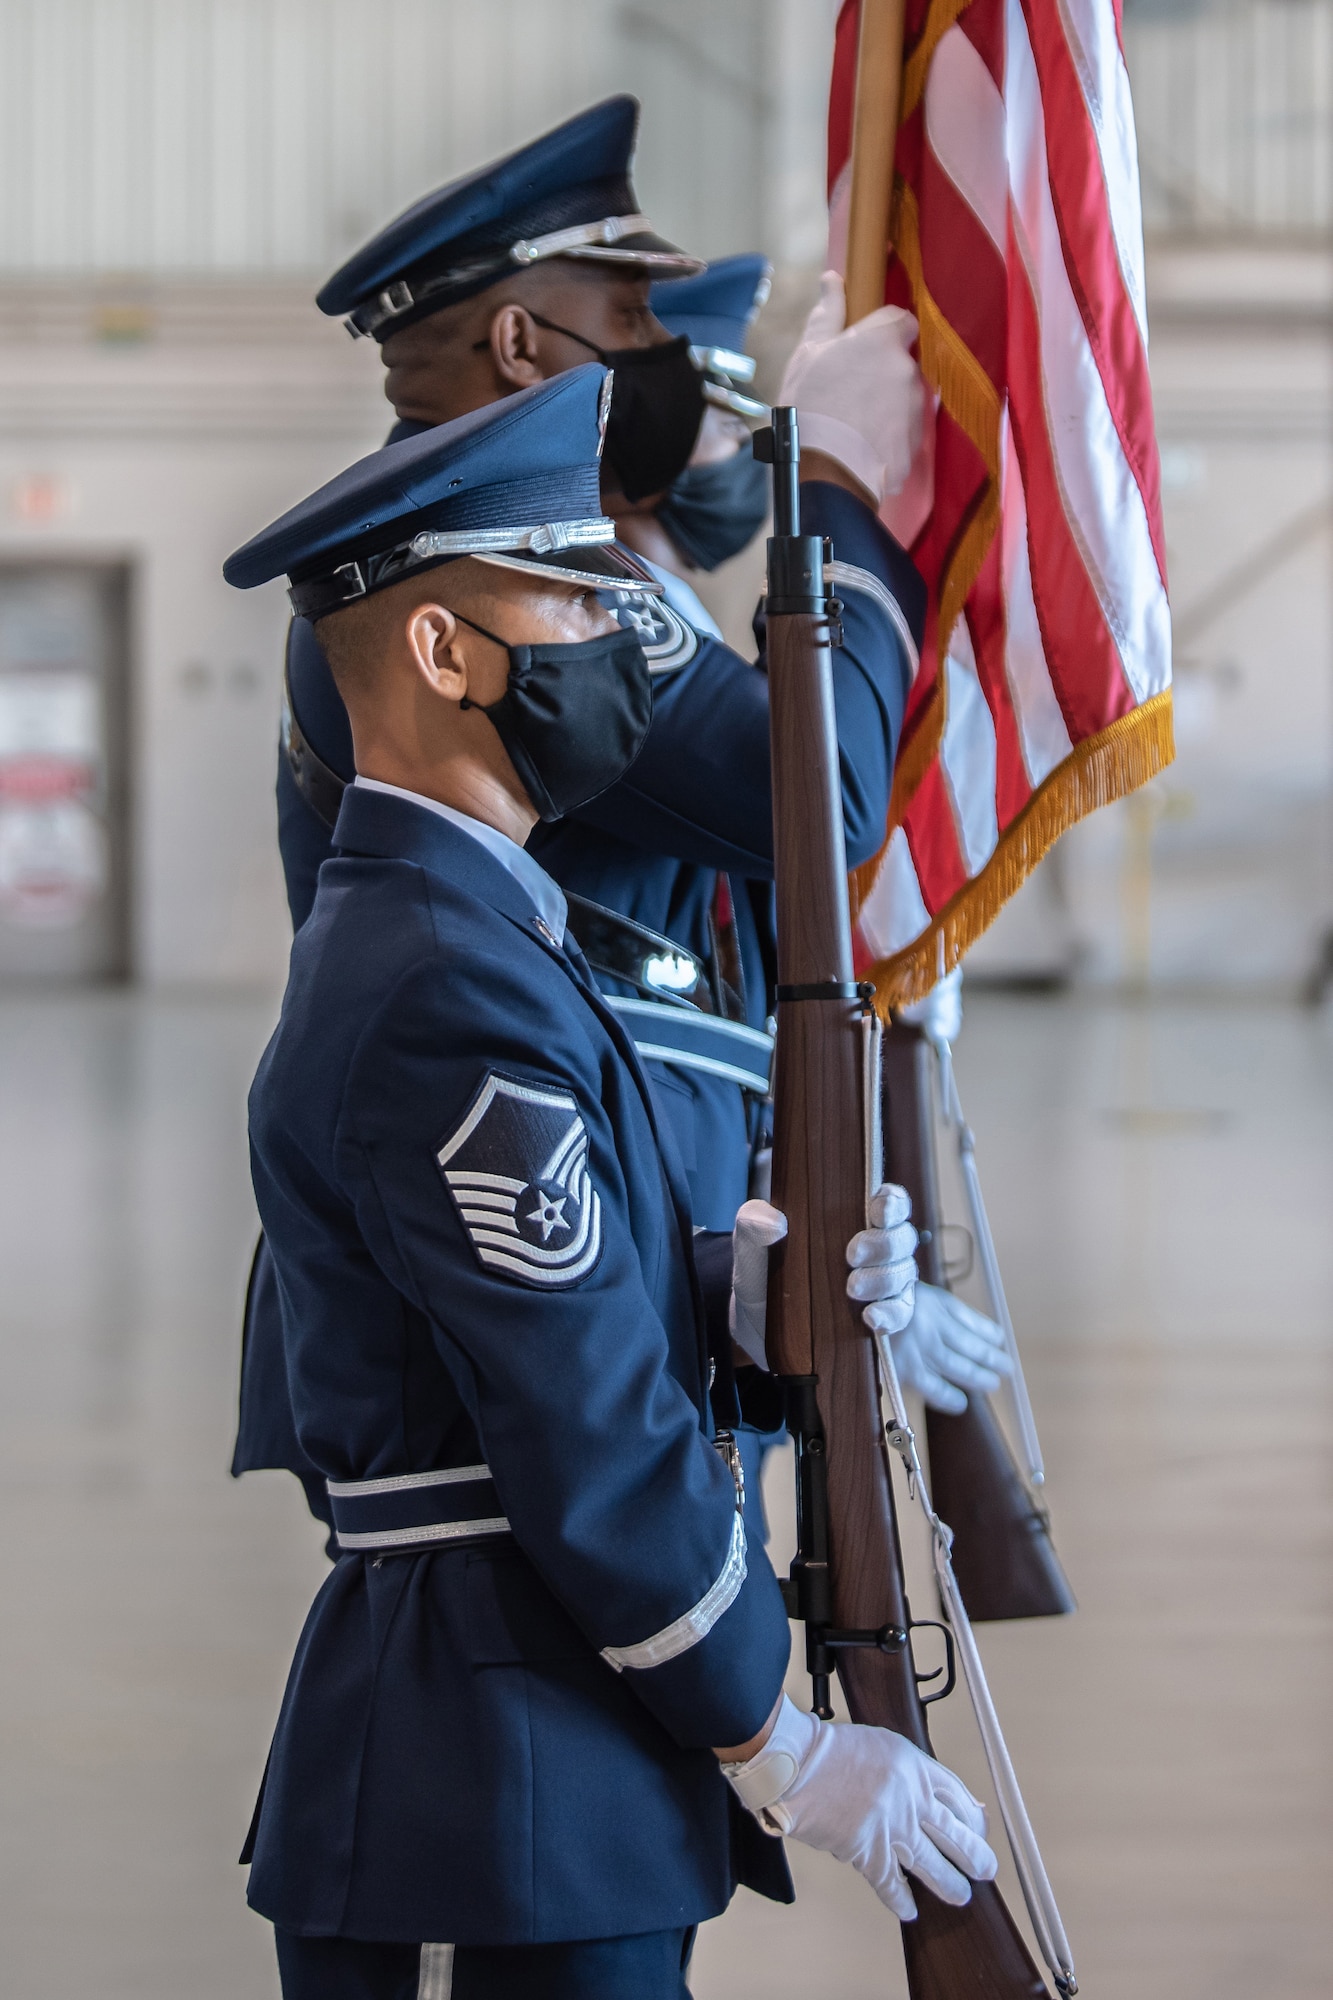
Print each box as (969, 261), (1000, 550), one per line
(871, 470), (1006, 851)
(879, 179), (1004, 836)
(900, 0), (977, 121)
(863, 689), (1176, 1010)
(891, 180), (1001, 480)
(882, 682), (943, 837)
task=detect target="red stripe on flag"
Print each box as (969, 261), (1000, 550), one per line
(1006, 230), (1138, 737)
(962, 545), (1034, 827)
(898, 407), (991, 720)
(917, 143), (1007, 389)
(904, 759), (970, 913)
(829, 0), (860, 195)
(960, 0), (1005, 95)
(1017, 0), (1166, 587)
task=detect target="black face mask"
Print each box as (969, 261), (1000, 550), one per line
(457, 613), (653, 821)
(655, 443), (772, 572)
(525, 316), (705, 503)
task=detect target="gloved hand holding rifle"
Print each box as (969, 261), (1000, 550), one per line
(733, 1189), (1014, 1417)
(727, 1183), (1000, 1921)
(718, 400), (1077, 1997)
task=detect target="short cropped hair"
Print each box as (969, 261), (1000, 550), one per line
(313, 557), (495, 705)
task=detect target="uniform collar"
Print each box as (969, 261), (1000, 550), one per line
(352, 777), (566, 944)
(331, 780), (556, 941)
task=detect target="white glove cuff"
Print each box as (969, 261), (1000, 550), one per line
(728, 1293), (771, 1372)
(794, 412), (886, 505)
(721, 1694), (819, 1816)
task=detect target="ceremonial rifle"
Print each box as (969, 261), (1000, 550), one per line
(759, 403), (1076, 1998)
(882, 1026), (1075, 1621)
(842, 0), (1070, 1621)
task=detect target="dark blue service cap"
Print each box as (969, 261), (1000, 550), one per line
(223, 366), (661, 622)
(651, 254), (771, 418)
(651, 254), (771, 358)
(320, 96), (703, 344)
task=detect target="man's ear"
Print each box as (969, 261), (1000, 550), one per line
(488, 303), (546, 390)
(404, 603), (470, 701)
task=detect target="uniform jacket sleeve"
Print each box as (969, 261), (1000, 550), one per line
(572, 482), (921, 876)
(329, 944), (791, 1751)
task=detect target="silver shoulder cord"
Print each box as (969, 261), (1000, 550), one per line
(933, 1031), (1046, 1490)
(861, 1012), (1079, 1998)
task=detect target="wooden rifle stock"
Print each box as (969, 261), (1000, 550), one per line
(881, 1028), (1076, 1622)
(760, 408), (1048, 1998)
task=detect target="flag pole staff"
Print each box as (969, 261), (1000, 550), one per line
(844, 0), (907, 324)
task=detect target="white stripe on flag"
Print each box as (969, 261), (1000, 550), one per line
(940, 621), (1000, 875)
(1005, 0), (1171, 707)
(924, 25), (1009, 256)
(1055, 0), (1151, 350)
(857, 825), (930, 961)
(1001, 412), (1074, 787)
(827, 159), (852, 276)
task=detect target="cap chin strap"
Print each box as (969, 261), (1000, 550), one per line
(345, 215), (701, 339)
(286, 518), (618, 620)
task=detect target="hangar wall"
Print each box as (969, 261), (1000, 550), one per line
(0, 0), (837, 987)
(0, 0), (1329, 991)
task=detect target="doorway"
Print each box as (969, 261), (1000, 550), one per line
(0, 564), (130, 981)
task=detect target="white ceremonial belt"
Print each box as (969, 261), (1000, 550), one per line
(326, 1464), (513, 1552)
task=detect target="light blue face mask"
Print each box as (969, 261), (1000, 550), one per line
(655, 443), (771, 571)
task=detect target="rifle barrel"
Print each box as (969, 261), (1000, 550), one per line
(761, 409), (1052, 1998)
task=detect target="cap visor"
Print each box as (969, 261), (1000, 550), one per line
(472, 542), (664, 593)
(564, 230), (704, 277)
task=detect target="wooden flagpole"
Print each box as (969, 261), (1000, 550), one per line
(843, 0), (907, 325)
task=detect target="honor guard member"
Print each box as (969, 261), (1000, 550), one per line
(272, 96), (923, 1227)
(233, 96), (992, 1535)
(626, 252), (775, 580)
(226, 367), (997, 2000)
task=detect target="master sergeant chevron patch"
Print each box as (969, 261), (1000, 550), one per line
(437, 1072), (604, 1289)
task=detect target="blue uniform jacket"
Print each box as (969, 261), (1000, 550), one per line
(240, 455), (921, 1515)
(246, 784), (793, 1943)
(275, 474), (921, 1228)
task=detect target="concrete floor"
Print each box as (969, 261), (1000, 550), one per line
(0, 989), (1329, 1999)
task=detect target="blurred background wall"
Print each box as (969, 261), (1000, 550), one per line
(975, 0), (1333, 991)
(0, 0), (837, 986)
(0, 0), (1328, 992)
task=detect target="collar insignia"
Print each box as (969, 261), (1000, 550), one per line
(602, 589), (699, 674)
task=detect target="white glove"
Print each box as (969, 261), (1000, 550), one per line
(845, 1183), (917, 1338)
(896, 966), (963, 1046)
(724, 1694), (997, 1919)
(778, 271), (924, 504)
(732, 1186), (917, 1368)
(890, 1282), (1012, 1415)
(729, 1198), (788, 1369)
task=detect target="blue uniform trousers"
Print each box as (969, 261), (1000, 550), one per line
(275, 1926), (696, 1998)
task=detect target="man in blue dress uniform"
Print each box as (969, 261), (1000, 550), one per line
(227, 368), (996, 1997)
(617, 252), (774, 585)
(235, 94), (1009, 1539)
(273, 94), (920, 1224)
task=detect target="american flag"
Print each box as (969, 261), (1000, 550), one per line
(828, 0), (1174, 1002)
